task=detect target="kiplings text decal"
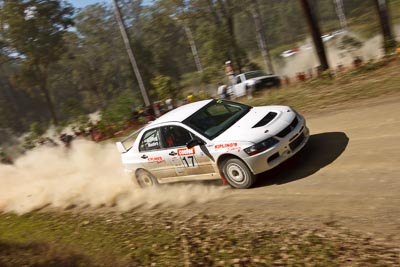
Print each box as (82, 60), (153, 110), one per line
(215, 142), (238, 149)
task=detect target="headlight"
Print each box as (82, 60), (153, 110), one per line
(244, 137), (279, 156)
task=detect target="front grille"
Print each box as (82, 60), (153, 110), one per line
(289, 133), (305, 150)
(253, 112), (277, 128)
(276, 116), (298, 138)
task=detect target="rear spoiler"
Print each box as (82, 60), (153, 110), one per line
(115, 126), (145, 153)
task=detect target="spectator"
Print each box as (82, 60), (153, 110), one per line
(187, 93), (193, 103)
(353, 56), (363, 68)
(153, 101), (161, 117)
(59, 134), (73, 148)
(165, 98), (174, 111)
(224, 60), (236, 86)
(142, 106), (156, 122)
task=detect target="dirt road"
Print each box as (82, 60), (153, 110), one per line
(2, 94), (400, 266)
(165, 95), (400, 242)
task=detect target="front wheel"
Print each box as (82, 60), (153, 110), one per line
(135, 169), (158, 188)
(222, 158), (256, 189)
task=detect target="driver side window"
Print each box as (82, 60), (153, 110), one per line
(161, 126), (193, 148)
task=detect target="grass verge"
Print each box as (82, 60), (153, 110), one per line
(0, 212), (399, 266)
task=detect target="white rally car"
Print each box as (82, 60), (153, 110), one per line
(116, 99), (309, 189)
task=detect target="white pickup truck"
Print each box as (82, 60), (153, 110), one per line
(231, 70), (280, 98)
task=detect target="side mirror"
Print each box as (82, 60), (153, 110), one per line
(186, 139), (203, 149)
(116, 142), (127, 153)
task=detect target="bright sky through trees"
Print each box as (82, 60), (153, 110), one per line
(68, 0), (152, 8)
(68, 0), (109, 8)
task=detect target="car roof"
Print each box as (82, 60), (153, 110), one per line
(243, 70), (276, 76)
(150, 99), (213, 125)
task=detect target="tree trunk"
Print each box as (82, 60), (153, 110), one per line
(181, 22), (203, 73)
(333, 0), (347, 30)
(373, 0), (396, 54)
(249, 0), (274, 74)
(113, 0), (151, 106)
(39, 71), (59, 126)
(299, 0), (329, 71)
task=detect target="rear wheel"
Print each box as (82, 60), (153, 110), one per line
(135, 169), (158, 188)
(222, 158), (256, 189)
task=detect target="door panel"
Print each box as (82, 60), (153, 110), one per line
(159, 126), (216, 181)
(138, 128), (175, 179)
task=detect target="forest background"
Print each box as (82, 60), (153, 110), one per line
(0, 0), (399, 147)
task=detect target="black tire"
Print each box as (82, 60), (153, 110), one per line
(135, 169), (158, 188)
(221, 158), (256, 189)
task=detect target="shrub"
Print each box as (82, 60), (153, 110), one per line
(99, 90), (140, 130)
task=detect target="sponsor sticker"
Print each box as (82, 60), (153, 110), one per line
(177, 148), (195, 156)
(215, 142), (238, 149)
(227, 146), (241, 152)
(148, 156), (163, 161)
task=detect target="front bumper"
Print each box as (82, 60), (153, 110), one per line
(243, 120), (309, 175)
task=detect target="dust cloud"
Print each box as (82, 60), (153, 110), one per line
(0, 140), (227, 214)
(276, 32), (385, 77)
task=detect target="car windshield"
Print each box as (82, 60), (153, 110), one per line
(244, 70), (267, 79)
(183, 99), (251, 140)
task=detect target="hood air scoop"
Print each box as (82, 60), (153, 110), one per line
(252, 112), (277, 128)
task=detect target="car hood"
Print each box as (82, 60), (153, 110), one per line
(213, 106), (296, 143)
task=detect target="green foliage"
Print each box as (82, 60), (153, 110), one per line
(150, 75), (179, 101)
(1, 0), (400, 139)
(21, 122), (44, 150)
(29, 122), (44, 138)
(70, 4), (144, 107)
(141, 4), (191, 82)
(200, 66), (223, 85)
(98, 90), (138, 131)
(1, 0), (74, 62)
(244, 61), (262, 72)
(383, 38), (398, 53)
(1, 0), (74, 125)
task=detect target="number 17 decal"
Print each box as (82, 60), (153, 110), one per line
(181, 156), (197, 167)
